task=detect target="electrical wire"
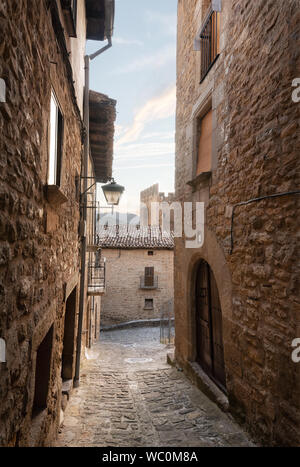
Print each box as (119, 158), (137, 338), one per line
(230, 191), (300, 254)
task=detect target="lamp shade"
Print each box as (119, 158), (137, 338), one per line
(101, 180), (125, 206)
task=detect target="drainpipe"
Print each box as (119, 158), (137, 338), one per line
(74, 0), (114, 388)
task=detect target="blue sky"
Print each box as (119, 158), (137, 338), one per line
(87, 0), (177, 214)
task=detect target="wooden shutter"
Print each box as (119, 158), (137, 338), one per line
(197, 109), (212, 176)
(145, 267), (154, 287)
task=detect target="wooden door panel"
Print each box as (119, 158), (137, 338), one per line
(195, 261), (213, 373)
(196, 319), (213, 372)
(195, 261), (226, 390)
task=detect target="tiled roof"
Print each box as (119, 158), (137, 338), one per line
(97, 226), (174, 250)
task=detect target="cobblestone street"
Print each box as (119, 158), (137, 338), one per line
(56, 327), (253, 447)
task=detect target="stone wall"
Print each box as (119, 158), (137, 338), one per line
(0, 0), (85, 446)
(175, 0), (300, 446)
(101, 249), (174, 326)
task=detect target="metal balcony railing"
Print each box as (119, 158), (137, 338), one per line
(87, 258), (106, 296)
(140, 275), (158, 290)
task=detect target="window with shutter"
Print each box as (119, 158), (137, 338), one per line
(197, 108), (212, 176)
(144, 267), (154, 287)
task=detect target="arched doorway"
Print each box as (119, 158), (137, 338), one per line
(62, 287), (77, 381)
(195, 260), (226, 392)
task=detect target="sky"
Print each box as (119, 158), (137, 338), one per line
(86, 0), (177, 215)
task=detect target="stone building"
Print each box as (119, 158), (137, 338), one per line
(175, 0), (300, 446)
(140, 183), (175, 230)
(0, 0), (116, 446)
(98, 226), (174, 326)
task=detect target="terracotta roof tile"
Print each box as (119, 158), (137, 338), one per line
(98, 226), (174, 250)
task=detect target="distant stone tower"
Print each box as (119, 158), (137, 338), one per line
(140, 184), (175, 231)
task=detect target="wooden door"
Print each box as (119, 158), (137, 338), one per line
(195, 262), (213, 375)
(195, 261), (226, 391)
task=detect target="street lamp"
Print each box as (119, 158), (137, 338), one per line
(101, 179), (125, 206)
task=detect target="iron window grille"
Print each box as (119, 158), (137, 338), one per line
(197, 4), (221, 82)
(140, 275), (158, 290)
(85, 199), (99, 251)
(144, 299), (154, 310)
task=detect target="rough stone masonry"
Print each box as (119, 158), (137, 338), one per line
(174, 0), (300, 446)
(0, 0), (84, 446)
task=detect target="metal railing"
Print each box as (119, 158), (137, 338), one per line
(160, 299), (175, 345)
(140, 275), (158, 289)
(87, 258), (106, 296)
(200, 7), (220, 82)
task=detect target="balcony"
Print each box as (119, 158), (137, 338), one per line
(140, 275), (158, 290)
(87, 258), (106, 296)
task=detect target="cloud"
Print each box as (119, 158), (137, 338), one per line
(116, 163), (174, 171)
(116, 86), (176, 147)
(115, 141), (175, 161)
(114, 37), (144, 47)
(141, 131), (175, 141)
(146, 11), (177, 37)
(111, 43), (176, 75)
(115, 124), (127, 139)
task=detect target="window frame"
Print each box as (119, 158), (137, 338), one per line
(71, 0), (77, 31)
(144, 267), (155, 287)
(200, 10), (220, 83)
(194, 1), (222, 83)
(196, 107), (213, 176)
(61, 0), (77, 37)
(144, 299), (154, 310)
(48, 90), (64, 188)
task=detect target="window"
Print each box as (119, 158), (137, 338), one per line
(71, 0), (77, 30)
(144, 267), (154, 287)
(32, 326), (53, 418)
(61, 0), (77, 37)
(48, 91), (64, 186)
(144, 299), (153, 310)
(199, 7), (220, 82)
(0, 338), (5, 363)
(197, 108), (212, 176)
(148, 251), (154, 256)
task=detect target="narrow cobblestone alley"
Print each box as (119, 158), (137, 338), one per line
(56, 327), (254, 447)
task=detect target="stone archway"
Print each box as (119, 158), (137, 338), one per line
(174, 228), (232, 394)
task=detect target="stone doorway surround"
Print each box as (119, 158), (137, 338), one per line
(27, 303), (57, 447)
(174, 227), (232, 411)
